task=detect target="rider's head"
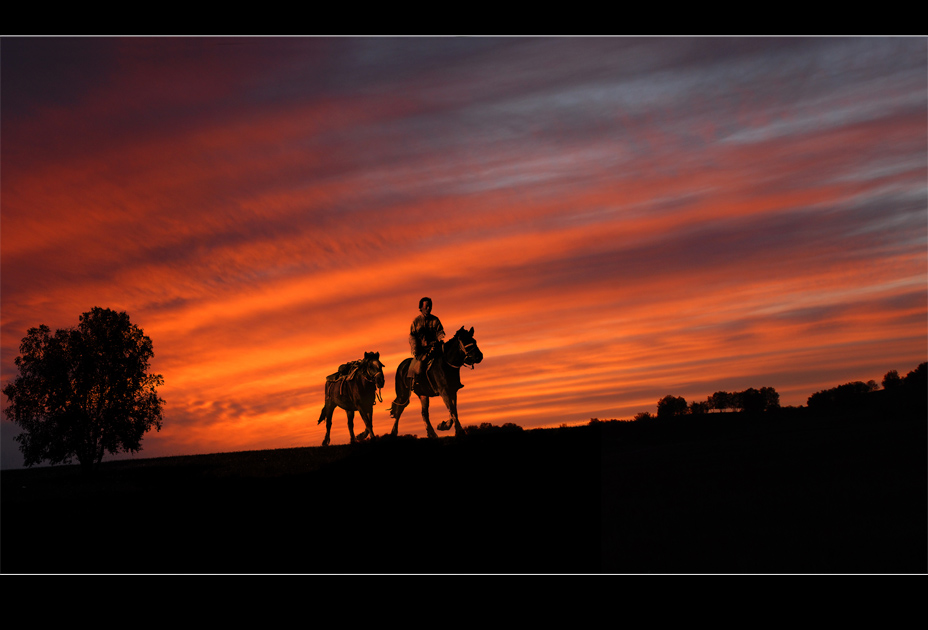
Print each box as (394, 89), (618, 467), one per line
(419, 297), (433, 313)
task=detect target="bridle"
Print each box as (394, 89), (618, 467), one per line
(446, 335), (478, 370)
(359, 359), (385, 403)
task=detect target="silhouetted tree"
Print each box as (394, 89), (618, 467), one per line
(2, 308), (164, 473)
(739, 388), (766, 414)
(689, 400), (709, 415)
(729, 390), (745, 412)
(902, 363), (926, 392)
(709, 391), (732, 413)
(882, 369), (902, 391)
(899, 363), (928, 416)
(760, 387), (780, 411)
(633, 411), (653, 422)
(807, 381), (874, 414)
(657, 395), (688, 418)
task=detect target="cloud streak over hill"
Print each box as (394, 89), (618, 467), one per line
(2, 37), (925, 464)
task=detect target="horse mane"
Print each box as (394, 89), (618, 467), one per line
(450, 326), (471, 341)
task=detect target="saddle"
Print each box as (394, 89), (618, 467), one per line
(326, 360), (360, 383)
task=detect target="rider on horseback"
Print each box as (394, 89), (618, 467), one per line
(407, 297), (445, 393)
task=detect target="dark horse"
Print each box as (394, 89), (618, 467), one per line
(390, 327), (483, 437)
(319, 351), (386, 446)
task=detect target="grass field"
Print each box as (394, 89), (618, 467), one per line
(2, 410), (925, 574)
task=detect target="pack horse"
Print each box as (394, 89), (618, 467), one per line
(319, 351), (385, 446)
(390, 326), (483, 437)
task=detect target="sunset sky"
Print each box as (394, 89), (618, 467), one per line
(2, 37), (926, 467)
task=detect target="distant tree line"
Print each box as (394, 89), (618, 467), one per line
(628, 386), (781, 422)
(807, 362), (926, 417)
(599, 361), (926, 424)
(463, 422), (524, 434)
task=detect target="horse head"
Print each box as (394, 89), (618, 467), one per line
(455, 327), (483, 368)
(363, 351), (386, 388)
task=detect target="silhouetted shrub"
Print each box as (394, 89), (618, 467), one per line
(463, 422), (524, 434)
(589, 418), (629, 426)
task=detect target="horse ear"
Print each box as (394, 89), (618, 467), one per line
(374, 352), (379, 359)
(469, 327), (474, 335)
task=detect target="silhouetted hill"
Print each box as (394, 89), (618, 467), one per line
(2, 409), (925, 573)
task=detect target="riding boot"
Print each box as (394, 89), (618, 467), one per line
(408, 356), (423, 397)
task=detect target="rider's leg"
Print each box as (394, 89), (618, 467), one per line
(407, 357), (421, 393)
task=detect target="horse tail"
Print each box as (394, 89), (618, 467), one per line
(319, 381), (335, 424)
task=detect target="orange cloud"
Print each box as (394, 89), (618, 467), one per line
(3, 38), (925, 464)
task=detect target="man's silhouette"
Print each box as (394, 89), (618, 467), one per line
(407, 297), (444, 393)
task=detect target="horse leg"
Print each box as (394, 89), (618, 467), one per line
(346, 409), (357, 443)
(390, 363), (411, 436)
(448, 393), (464, 436)
(389, 386), (406, 436)
(320, 404), (334, 447)
(357, 406), (374, 441)
(420, 396), (438, 439)
(436, 390), (462, 435)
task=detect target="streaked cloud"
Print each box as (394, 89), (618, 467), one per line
(2, 37), (925, 465)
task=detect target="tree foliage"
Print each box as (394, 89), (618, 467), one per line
(688, 400), (709, 415)
(707, 387), (779, 413)
(657, 394), (688, 418)
(882, 370), (902, 391)
(708, 391), (733, 413)
(807, 380), (876, 412)
(739, 388), (771, 414)
(2, 307), (164, 472)
(903, 362), (926, 392)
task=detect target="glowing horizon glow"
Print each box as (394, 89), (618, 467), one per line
(2, 37), (925, 466)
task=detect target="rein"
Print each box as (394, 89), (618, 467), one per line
(359, 361), (384, 403)
(445, 336), (476, 370)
